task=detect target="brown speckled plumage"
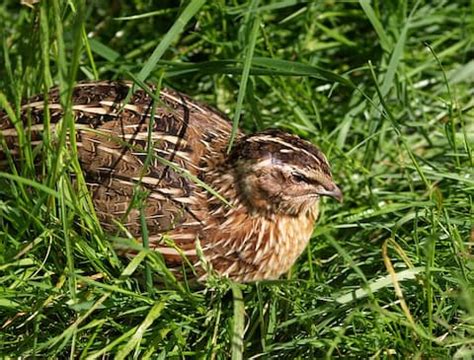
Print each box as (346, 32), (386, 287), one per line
(0, 81), (342, 282)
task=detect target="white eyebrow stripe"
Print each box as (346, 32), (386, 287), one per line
(248, 135), (323, 165)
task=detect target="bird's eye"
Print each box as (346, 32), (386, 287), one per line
(292, 172), (307, 183)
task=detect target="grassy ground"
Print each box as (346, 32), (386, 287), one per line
(0, 0), (473, 358)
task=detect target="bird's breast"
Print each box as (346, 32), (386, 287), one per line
(202, 202), (320, 282)
(256, 203), (320, 280)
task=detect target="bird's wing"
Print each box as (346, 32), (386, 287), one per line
(0, 82), (204, 239)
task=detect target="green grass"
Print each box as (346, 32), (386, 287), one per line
(0, 0), (473, 358)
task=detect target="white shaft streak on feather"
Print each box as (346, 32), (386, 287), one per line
(114, 179), (137, 187)
(153, 246), (197, 256)
(111, 177), (193, 204)
(181, 221), (201, 227)
(1, 123), (98, 136)
(148, 192), (167, 201)
(94, 144), (129, 157)
(73, 105), (115, 115)
(136, 133), (187, 145)
(20, 102), (116, 116)
(152, 149), (190, 161)
(73, 81), (132, 88)
(148, 193), (196, 204)
(154, 187), (184, 196)
(98, 101), (142, 114)
(131, 176), (161, 186)
(80, 127), (187, 145)
(20, 101), (45, 109)
(1, 123), (50, 136)
(221, 262), (238, 276)
(172, 196), (196, 204)
(255, 219), (267, 252)
(169, 233), (196, 240)
(159, 92), (209, 115)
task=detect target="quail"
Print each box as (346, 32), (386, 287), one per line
(0, 81), (342, 282)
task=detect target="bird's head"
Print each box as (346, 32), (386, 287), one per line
(229, 129), (342, 216)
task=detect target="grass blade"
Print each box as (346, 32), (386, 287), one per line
(227, 0), (261, 151)
(137, 0), (206, 82)
(231, 283), (245, 360)
(116, 301), (167, 360)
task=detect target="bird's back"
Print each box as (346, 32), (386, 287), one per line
(0, 81), (236, 240)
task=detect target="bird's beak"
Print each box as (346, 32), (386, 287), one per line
(317, 184), (343, 203)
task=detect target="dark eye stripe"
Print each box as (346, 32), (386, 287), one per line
(292, 172), (309, 183)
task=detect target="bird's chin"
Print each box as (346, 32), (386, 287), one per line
(279, 194), (319, 215)
(291, 193), (320, 203)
